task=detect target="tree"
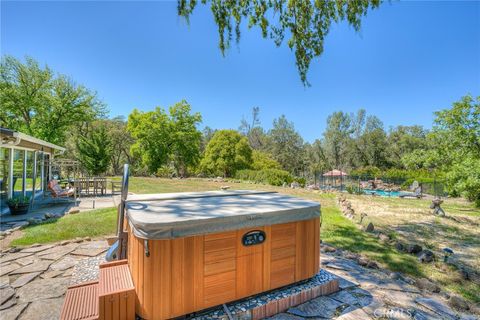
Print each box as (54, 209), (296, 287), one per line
(305, 139), (329, 182)
(0, 56), (106, 145)
(387, 125), (428, 168)
(178, 0), (381, 86)
(323, 111), (352, 169)
(104, 117), (135, 175)
(127, 100), (202, 176)
(251, 150), (281, 170)
(169, 101), (203, 177)
(268, 115), (305, 175)
(239, 107), (268, 150)
(200, 130), (252, 177)
(76, 125), (112, 175)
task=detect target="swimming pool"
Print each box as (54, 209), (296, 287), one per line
(362, 189), (411, 197)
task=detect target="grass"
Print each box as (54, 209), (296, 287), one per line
(10, 177), (480, 303)
(10, 207), (117, 246)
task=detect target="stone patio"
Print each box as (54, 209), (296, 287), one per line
(0, 239), (478, 320)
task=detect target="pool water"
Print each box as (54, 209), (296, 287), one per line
(362, 189), (409, 197)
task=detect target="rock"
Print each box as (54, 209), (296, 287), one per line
(0, 303), (28, 320)
(288, 296), (344, 318)
(60, 240), (71, 246)
(40, 270), (63, 279)
(11, 221), (29, 229)
(50, 256), (79, 271)
(44, 213), (53, 219)
(407, 243), (423, 254)
(0, 263), (21, 276)
(68, 209), (80, 214)
(37, 243), (78, 260)
(16, 277), (70, 303)
(18, 297), (64, 320)
(220, 185), (230, 190)
(0, 296), (16, 310)
(21, 244), (54, 253)
(0, 286), (15, 305)
(8, 247), (21, 253)
(449, 296), (469, 311)
(73, 238), (84, 243)
(365, 222), (374, 232)
(357, 257), (369, 267)
(322, 245), (337, 253)
(415, 297), (457, 320)
(367, 261), (379, 269)
(10, 260), (51, 274)
(11, 272), (40, 288)
(378, 233), (390, 242)
(418, 250), (435, 263)
(83, 237), (91, 241)
(415, 278), (440, 293)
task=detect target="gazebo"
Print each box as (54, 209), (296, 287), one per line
(322, 169), (348, 190)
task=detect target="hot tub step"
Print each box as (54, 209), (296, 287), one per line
(98, 260), (135, 320)
(60, 281), (99, 320)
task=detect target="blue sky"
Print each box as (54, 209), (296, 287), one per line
(2, 1), (479, 142)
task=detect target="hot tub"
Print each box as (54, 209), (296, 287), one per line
(124, 190), (321, 320)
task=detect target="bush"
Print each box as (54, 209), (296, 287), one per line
(294, 177), (306, 187)
(345, 185), (364, 195)
(235, 169), (293, 186)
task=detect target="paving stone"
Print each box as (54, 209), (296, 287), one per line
(267, 313), (304, 319)
(19, 297), (64, 320)
(0, 296), (17, 310)
(288, 295), (345, 318)
(0, 276), (9, 287)
(21, 244), (54, 253)
(37, 244), (78, 260)
(371, 287), (418, 308)
(337, 277), (360, 290)
(336, 307), (373, 319)
(15, 256), (36, 267)
(50, 255), (81, 271)
(0, 263), (21, 276)
(10, 260), (52, 275)
(11, 272), (40, 288)
(331, 287), (374, 308)
(40, 270), (63, 279)
(62, 268), (74, 277)
(415, 297), (457, 320)
(17, 277), (70, 303)
(0, 286), (15, 305)
(0, 303), (28, 320)
(71, 247), (107, 257)
(0, 252), (33, 264)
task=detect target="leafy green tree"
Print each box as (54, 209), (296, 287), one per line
(200, 130), (252, 177)
(178, 0), (381, 86)
(323, 111), (352, 169)
(268, 115), (305, 175)
(239, 107), (268, 150)
(104, 117), (135, 175)
(305, 139), (329, 182)
(169, 101), (203, 177)
(387, 125), (428, 168)
(251, 150), (281, 170)
(76, 125), (112, 175)
(127, 101), (202, 176)
(0, 56), (106, 145)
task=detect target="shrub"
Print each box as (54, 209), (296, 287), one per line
(235, 169), (293, 186)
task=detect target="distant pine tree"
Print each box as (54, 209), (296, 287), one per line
(76, 125), (112, 175)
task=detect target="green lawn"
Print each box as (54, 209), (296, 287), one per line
(10, 177), (479, 302)
(11, 207), (117, 246)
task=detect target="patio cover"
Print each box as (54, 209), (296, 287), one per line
(322, 169), (348, 177)
(125, 190), (321, 240)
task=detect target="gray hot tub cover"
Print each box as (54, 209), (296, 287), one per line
(125, 190), (321, 240)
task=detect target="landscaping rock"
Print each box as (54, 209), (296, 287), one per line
(378, 233), (390, 242)
(321, 245), (337, 253)
(418, 249), (435, 263)
(0, 263), (21, 276)
(415, 278), (440, 293)
(407, 243), (423, 254)
(21, 244), (54, 254)
(365, 222), (374, 232)
(10, 260), (51, 274)
(0, 296), (16, 310)
(449, 295), (469, 311)
(415, 297), (457, 320)
(68, 209), (80, 214)
(288, 296), (345, 318)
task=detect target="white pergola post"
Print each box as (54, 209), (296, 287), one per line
(7, 149), (14, 198)
(22, 151), (27, 197)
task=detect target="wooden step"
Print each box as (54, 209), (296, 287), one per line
(60, 281), (99, 320)
(98, 261), (135, 320)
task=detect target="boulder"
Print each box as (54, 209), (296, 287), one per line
(449, 295), (469, 311)
(378, 233), (390, 242)
(365, 222), (374, 233)
(418, 250), (435, 263)
(395, 242), (404, 252)
(415, 278), (440, 293)
(406, 244), (422, 254)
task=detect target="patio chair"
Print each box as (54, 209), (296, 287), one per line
(48, 179), (75, 198)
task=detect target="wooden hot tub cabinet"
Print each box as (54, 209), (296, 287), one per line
(127, 217), (320, 320)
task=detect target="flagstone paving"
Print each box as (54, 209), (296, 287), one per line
(0, 239), (478, 319)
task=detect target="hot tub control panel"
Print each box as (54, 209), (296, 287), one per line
(242, 230), (266, 246)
